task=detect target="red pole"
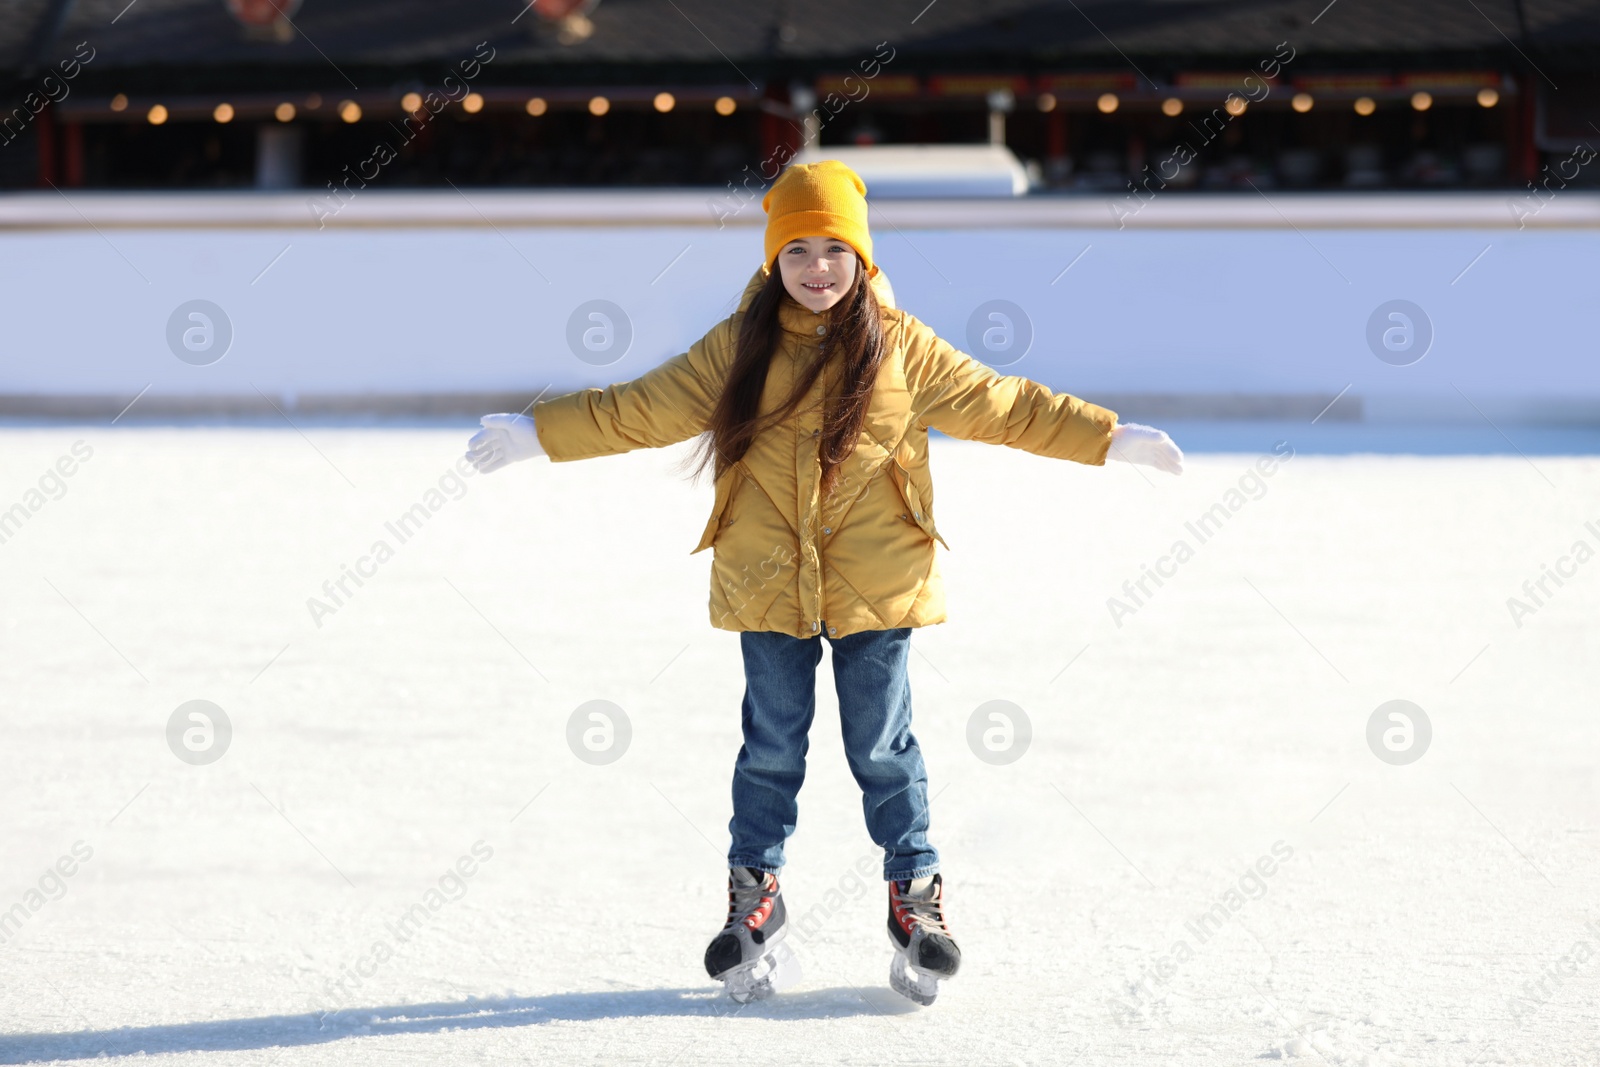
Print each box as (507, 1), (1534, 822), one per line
(1518, 78), (1540, 184)
(63, 120), (84, 186)
(761, 83), (796, 166)
(36, 107), (57, 187)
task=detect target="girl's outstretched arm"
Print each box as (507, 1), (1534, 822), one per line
(466, 316), (736, 473)
(903, 315), (1182, 475)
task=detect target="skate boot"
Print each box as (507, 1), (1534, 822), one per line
(887, 873), (960, 1005)
(704, 866), (800, 1002)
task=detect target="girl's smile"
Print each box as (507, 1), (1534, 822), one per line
(778, 236), (859, 312)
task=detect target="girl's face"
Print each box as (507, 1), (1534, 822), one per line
(776, 236), (858, 313)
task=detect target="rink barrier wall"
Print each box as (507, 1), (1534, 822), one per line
(1, 190), (1598, 230)
(4, 190), (1595, 425)
(13, 390), (1600, 426)
(1, 390), (1360, 421)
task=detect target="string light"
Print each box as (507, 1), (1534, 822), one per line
(654, 92), (675, 112)
(589, 96), (610, 115)
(714, 96), (737, 115)
(1096, 93), (1118, 114)
(1354, 96), (1376, 116)
(213, 102), (234, 123)
(275, 102), (296, 122)
(525, 97), (547, 116)
(146, 104), (168, 125)
(1292, 92), (1314, 113)
(1161, 97), (1182, 116)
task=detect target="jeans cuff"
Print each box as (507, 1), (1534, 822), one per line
(727, 858), (782, 875)
(884, 863), (940, 881)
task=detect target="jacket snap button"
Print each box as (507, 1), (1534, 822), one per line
(815, 325), (826, 335)
(822, 526), (832, 535)
(811, 428), (819, 437)
(827, 626), (837, 636)
(914, 512), (923, 521)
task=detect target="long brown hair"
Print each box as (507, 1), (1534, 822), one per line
(691, 258), (884, 498)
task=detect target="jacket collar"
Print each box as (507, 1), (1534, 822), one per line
(777, 295), (833, 338)
(736, 265), (839, 340)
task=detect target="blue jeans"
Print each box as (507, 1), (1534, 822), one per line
(727, 626), (939, 881)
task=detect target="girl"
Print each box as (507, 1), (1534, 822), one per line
(466, 161), (1183, 1005)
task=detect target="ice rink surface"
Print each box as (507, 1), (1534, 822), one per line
(0, 426), (1596, 1065)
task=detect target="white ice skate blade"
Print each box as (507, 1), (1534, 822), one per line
(888, 946), (942, 1006)
(720, 937), (802, 1003)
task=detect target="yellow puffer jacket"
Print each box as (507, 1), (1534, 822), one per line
(532, 269), (1118, 639)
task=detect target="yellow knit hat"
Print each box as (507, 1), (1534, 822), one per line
(762, 160), (876, 277)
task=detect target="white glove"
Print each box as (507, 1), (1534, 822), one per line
(1108, 422), (1183, 475)
(466, 413), (545, 473)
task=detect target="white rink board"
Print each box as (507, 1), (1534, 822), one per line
(1, 212), (1598, 417)
(0, 428), (1596, 1065)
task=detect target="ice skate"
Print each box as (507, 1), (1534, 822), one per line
(704, 866), (800, 1002)
(887, 873), (960, 1006)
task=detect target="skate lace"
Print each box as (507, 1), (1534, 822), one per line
(725, 875), (775, 928)
(893, 885), (951, 937)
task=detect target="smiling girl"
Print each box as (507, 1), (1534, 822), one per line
(466, 161), (1183, 1005)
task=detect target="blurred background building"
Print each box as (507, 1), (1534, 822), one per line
(3, 0), (1598, 194)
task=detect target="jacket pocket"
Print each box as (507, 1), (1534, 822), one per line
(887, 460), (949, 550)
(692, 465), (744, 554)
